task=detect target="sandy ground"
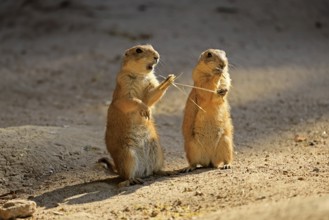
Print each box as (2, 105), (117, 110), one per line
(0, 0), (329, 219)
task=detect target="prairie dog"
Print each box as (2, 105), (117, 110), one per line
(182, 49), (233, 172)
(103, 44), (175, 187)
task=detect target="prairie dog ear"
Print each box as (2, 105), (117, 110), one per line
(199, 50), (209, 60)
(198, 52), (204, 60)
(219, 50), (226, 57)
(124, 49), (129, 56)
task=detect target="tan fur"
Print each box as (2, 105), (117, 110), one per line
(182, 49), (233, 171)
(104, 44), (175, 186)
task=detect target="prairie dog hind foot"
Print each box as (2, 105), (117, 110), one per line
(118, 178), (144, 188)
(154, 170), (179, 176)
(220, 164), (231, 170)
(179, 166), (197, 173)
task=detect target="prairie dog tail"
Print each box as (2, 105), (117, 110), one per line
(98, 157), (117, 174)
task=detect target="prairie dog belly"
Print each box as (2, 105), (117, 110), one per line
(193, 112), (224, 149)
(125, 123), (159, 177)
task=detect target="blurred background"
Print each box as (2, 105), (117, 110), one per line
(0, 0), (328, 130)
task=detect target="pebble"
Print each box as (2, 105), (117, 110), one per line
(52, 211), (64, 216)
(256, 196), (266, 200)
(0, 199), (36, 220)
(183, 187), (192, 192)
(150, 210), (159, 217)
(122, 207), (130, 212)
(294, 134), (307, 142)
(173, 199), (182, 206)
(312, 167), (320, 172)
(194, 191), (204, 196)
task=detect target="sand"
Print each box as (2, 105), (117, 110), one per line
(0, 0), (328, 219)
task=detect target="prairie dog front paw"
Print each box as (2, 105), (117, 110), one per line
(166, 74), (176, 83)
(159, 74), (176, 90)
(139, 104), (150, 119)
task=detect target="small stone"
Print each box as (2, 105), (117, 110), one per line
(173, 199), (182, 206)
(298, 177), (305, 181)
(309, 141), (315, 146)
(256, 196), (266, 200)
(312, 167), (320, 172)
(83, 145), (99, 151)
(150, 210), (159, 217)
(183, 187), (192, 192)
(194, 191), (204, 196)
(52, 211), (64, 216)
(321, 131), (327, 138)
(123, 207), (130, 212)
(283, 170), (288, 175)
(0, 200), (36, 220)
(294, 134), (307, 142)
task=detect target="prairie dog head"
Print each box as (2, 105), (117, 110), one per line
(122, 44), (160, 75)
(193, 49), (228, 81)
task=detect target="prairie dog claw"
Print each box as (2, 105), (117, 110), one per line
(159, 74), (176, 90)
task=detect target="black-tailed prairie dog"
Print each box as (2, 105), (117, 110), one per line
(101, 44), (175, 187)
(182, 49), (233, 172)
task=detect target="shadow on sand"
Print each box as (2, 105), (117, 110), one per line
(32, 166), (219, 209)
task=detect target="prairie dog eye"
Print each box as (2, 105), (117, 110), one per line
(207, 52), (212, 58)
(136, 48), (143, 53)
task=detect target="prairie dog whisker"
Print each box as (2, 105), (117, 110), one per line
(171, 82), (206, 112)
(159, 74), (208, 112)
(173, 82), (216, 94)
